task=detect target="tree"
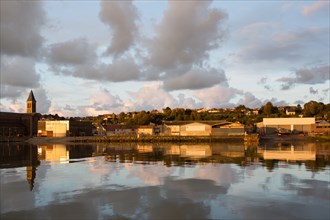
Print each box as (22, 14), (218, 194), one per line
(118, 112), (126, 123)
(135, 111), (151, 125)
(296, 104), (303, 115)
(261, 102), (277, 117)
(235, 105), (247, 112)
(303, 101), (325, 117)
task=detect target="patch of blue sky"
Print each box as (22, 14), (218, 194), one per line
(43, 1), (106, 45)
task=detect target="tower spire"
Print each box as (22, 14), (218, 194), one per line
(26, 90), (36, 113)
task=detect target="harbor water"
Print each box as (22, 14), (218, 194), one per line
(1, 142), (329, 219)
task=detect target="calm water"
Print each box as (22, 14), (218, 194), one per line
(1, 142), (329, 220)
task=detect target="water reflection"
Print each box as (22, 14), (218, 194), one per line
(0, 144), (39, 191)
(0, 142), (329, 219)
(1, 142), (329, 169)
(38, 145), (69, 162)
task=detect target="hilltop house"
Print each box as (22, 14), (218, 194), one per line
(285, 107), (296, 115)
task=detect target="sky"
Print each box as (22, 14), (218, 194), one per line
(0, 0), (329, 117)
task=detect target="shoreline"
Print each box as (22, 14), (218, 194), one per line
(23, 134), (330, 145)
(1, 134), (328, 145)
(25, 135), (246, 145)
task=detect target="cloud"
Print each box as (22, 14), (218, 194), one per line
(278, 65), (330, 90)
(163, 68), (227, 91)
(309, 87), (318, 95)
(101, 58), (141, 82)
(237, 92), (263, 108)
(48, 38), (96, 66)
(0, 87), (50, 114)
(74, 57), (141, 82)
(48, 88), (125, 116)
(147, 1), (227, 73)
(266, 98), (289, 106)
(294, 100), (305, 105)
(47, 38), (142, 82)
(177, 94), (202, 109)
(238, 42), (301, 63)
(99, 0), (139, 57)
(237, 25), (329, 63)
(258, 77), (268, 85)
(302, 1), (330, 16)
(0, 85), (26, 100)
(34, 87), (52, 114)
(128, 83), (180, 111)
(0, 56), (40, 88)
(45, 0), (230, 91)
(92, 88), (123, 109)
(194, 85), (241, 109)
(74, 84), (189, 115)
(0, 0), (45, 57)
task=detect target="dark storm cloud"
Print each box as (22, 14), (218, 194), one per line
(99, 0), (139, 57)
(278, 65), (330, 90)
(0, 0), (45, 57)
(163, 68), (227, 91)
(147, 1), (227, 73)
(48, 38), (96, 65)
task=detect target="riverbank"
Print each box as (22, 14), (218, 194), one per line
(3, 133), (328, 145)
(25, 135), (246, 145)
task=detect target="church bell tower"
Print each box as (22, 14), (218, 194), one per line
(27, 90), (36, 113)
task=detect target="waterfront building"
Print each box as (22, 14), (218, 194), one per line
(211, 122), (245, 136)
(37, 120), (94, 137)
(105, 124), (137, 136)
(163, 121), (244, 136)
(311, 120), (330, 134)
(257, 117), (315, 135)
(163, 121), (213, 136)
(0, 90), (39, 138)
(137, 125), (155, 136)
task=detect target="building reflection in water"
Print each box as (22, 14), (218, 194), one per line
(104, 143), (254, 166)
(0, 144), (39, 191)
(137, 144), (153, 153)
(38, 145), (69, 163)
(103, 142), (329, 169)
(260, 143), (316, 161)
(1, 142), (329, 191)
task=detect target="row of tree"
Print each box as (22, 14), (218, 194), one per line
(42, 101), (329, 126)
(97, 101), (330, 126)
